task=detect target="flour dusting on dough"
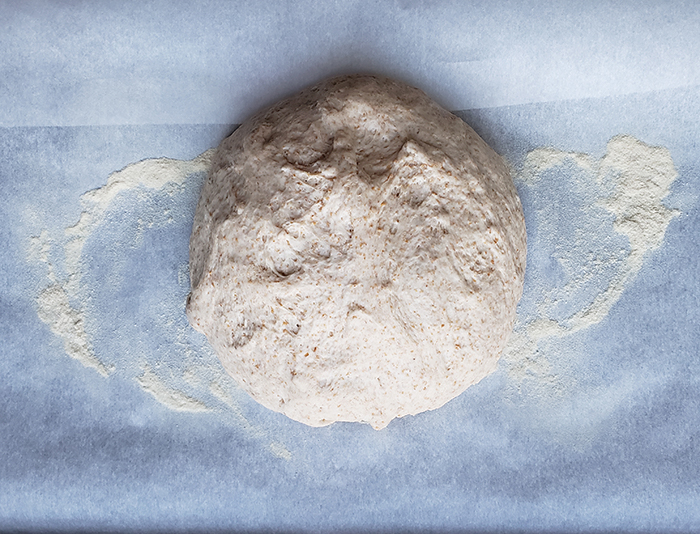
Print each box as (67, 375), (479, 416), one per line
(187, 75), (527, 430)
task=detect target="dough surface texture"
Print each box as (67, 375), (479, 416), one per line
(187, 75), (526, 429)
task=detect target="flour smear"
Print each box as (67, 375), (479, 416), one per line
(28, 150), (291, 460)
(502, 135), (679, 440)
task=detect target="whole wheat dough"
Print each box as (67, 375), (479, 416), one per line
(186, 75), (526, 429)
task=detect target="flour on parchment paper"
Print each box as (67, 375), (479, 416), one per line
(504, 135), (679, 402)
(31, 154), (212, 376)
(29, 229), (111, 377)
(27, 153), (291, 460)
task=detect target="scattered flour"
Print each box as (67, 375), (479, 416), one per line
(28, 150), (291, 458)
(504, 135), (679, 396)
(36, 282), (112, 377)
(136, 364), (210, 412)
(63, 152), (215, 296)
(31, 154), (214, 377)
(29, 228), (111, 376)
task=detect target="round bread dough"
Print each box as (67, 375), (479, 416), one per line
(186, 75), (526, 429)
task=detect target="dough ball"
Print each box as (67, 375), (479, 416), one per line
(186, 75), (526, 429)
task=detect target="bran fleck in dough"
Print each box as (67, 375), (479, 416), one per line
(187, 75), (526, 429)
